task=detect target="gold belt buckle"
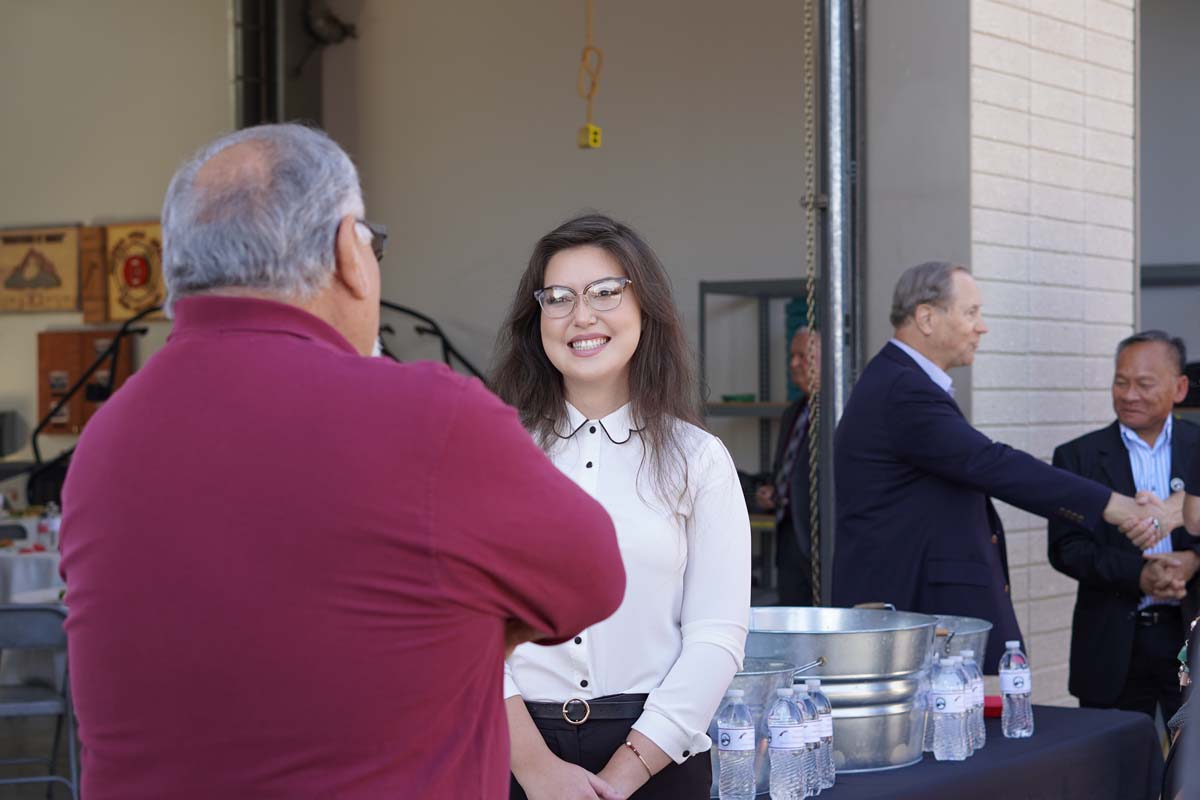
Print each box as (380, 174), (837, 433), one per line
(562, 697), (591, 725)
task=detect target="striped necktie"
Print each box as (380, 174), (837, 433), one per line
(775, 405), (810, 524)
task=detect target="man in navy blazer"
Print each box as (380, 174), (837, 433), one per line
(1049, 331), (1200, 720)
(832, 261), (1166, 670)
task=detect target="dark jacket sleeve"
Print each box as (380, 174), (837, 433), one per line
(884, 372), (1112, 528)
(1046, 442), (1144, 596)
(429, 378), (625, 645)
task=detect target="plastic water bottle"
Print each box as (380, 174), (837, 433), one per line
(960, 649), (986, 751)
(37, 501), (61, 549)
(931, 656), (970, 760)
(768, 688), (806, 800)
(921, 657), (937, 753)
(805, 679), (835, 789)
(999, 640), (1034, 738)
(793, 686), (820, 796)
(718, 689), (758, 800)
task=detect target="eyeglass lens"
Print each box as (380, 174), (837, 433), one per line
(538, 278), (629, 318)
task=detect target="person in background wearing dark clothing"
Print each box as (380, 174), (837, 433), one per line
(493, 214), (751, 800)
(756, 326), (821, 606)
(60, 124), (626, 800)
(1049, 330), (1200, 722)
(832, 261), (1167, 670)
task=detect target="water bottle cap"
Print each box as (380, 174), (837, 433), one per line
(945, 655), (961, 664)
(727, 689), (744, 698)
(776, 687), (794, 697)
(960, 649), (974, 657)
(1005, 640), (1021, 648)
(805, 679), (820, 688)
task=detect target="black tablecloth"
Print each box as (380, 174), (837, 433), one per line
(822, 705), (1163, 800)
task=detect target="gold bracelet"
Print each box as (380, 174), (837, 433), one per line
(624, 740), (653, 777)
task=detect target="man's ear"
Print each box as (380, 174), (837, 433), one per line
(334, 214), (371, 300)
(914, 304), (935, 336)
(1174, 374), (1191, 405)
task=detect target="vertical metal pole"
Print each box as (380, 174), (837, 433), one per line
(819, 0), (855, 606)
(758, 296), (771, 473)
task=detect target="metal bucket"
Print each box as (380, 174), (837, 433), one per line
(932, 615), (993, 664)
(706, 658), (799, 799)
(745, 607), (937, 773)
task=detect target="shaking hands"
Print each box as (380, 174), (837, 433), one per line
(1104, 490), (1171, 549)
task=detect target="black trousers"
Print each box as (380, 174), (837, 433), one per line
(776, 515), (813, 606)
(509, 696), (712, 800)
(1082, 606), (1185, 723)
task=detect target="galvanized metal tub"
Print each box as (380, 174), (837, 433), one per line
(745, 607), (938, 773)
(932, 614), (993, 663)
(706, 658), (797, 799)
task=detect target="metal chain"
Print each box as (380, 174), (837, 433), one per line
(577, 0), (604, 125)
(801, 0), (822, 607)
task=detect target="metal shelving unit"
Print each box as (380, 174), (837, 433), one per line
(698, 278), (807, 473)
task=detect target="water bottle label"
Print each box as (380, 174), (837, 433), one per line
(802, 719), (821, 744)
(819, 715), (833, 738)
(999, 668), (1032, 695)
(768, 723), (804, 750)
(718, 724), (756, 751)
(930, 690), (965, 713)
(972, 682), (985, 705)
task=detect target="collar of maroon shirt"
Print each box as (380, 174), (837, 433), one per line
(169, 295), (359, 356)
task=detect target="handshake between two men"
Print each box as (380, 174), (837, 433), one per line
(1107, 488), (1199, 602)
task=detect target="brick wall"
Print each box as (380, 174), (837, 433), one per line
(968, 0), (1136, 704)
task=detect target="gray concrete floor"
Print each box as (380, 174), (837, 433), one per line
(0, 716), (77, 799)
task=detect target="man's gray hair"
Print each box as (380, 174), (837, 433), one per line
(1115, 329), (1187, 374)
(161, 123), (365, 314)
(889, 261), (969, 327)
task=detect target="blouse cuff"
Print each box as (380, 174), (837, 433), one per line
(631, 708), (712, 764)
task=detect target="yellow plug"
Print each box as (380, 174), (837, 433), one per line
(578, 123), (602, 149)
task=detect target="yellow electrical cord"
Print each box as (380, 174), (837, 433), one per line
(577, 0), (604, 127)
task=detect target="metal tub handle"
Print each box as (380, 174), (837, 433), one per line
(793, 656), (826, 678)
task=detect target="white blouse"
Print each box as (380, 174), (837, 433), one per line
(504, 402), (751, 763)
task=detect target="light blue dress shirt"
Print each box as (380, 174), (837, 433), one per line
(890, 338), (955, 398)
(1119, 415), (1178, 609)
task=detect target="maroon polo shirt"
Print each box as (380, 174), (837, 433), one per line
(60, 296), (624, 800)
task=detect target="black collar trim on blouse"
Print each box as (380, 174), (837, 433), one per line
(550, 416), (643, 445)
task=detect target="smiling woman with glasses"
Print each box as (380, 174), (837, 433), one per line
(492, 213), (751, 800)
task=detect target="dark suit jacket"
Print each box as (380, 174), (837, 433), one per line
(773, 397), (813, 559)
(832, 343), (1112, 670)
(1048, 418), (1200, 706)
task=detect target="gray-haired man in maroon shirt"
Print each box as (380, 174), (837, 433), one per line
(60, 123), (625, 800)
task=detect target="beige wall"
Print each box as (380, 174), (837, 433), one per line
(323, 0), (818, 469)
(969, 0), (1137, 705)
(0, 1), (232, 462)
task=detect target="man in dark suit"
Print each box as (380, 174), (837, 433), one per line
(832, 261), (1165, 670)
(1049, 330), (1200, 721)
(757, 326), (820, 605)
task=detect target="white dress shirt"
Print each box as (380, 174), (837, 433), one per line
(504, 401), (751, 763)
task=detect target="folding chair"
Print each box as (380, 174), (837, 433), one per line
(0, 604), (78, 799)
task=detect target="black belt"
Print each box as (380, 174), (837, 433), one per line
(1136, 606), (1182, 626)
(525, 693), (648, 725)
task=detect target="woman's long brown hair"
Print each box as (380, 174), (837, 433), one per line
(491, 213), (704, 508)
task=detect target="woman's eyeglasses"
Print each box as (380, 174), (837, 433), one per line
(534, 277), (633, 318)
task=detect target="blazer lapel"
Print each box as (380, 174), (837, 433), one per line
(1098, 422), (1137, 497)
(1171, 418), (1197, 494)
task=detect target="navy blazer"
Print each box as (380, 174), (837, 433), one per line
(832, 343), (1112, 670)
(772, 397), (812, 559)
(1048, 419), (1200, 705)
